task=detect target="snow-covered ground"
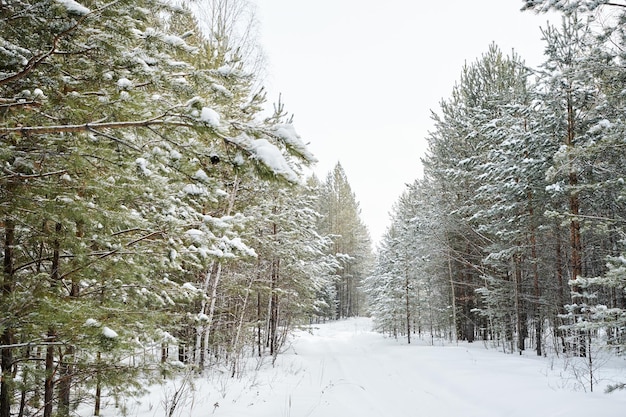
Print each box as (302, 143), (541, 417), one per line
(94, 318), (626, 417)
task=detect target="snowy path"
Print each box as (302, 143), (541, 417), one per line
(221, 318), (626, 417)
(124, 318), (626, 417)
(279, 323), (485, 416)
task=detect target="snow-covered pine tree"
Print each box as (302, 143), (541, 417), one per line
(317, 163), (373, 319)
(522, 0), (626, 393)
(409, 178), (460, 342)
(457, 45), (558, 355)
(526, 6), (626, 371)
(531, 14), (609, 357)
(521, 0), (620, 14)
(423, 49), (514, 343)
(365, 230), (404, 338)
(1, 0), (318, 415)
(366, 184), (422, 343)
(365, 178), (460, 344)
(235, 178), (336, 362)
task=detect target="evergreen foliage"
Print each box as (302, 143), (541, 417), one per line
(316, 163), (373, 319)
(367, 5), (626, 387)
(0, 0), (343, 415)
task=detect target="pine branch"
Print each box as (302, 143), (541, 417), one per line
(13, 255), (76, 274)
(606, 382), (626, 393)
(59, 230), (165, 280)
(0, 169), (67, 181)
(0, 0), (121, 86)
(13, 231), (161, 275)
(0, 100), (40, 109)
(0, 116), (194, 136)
(87, 126), (142, 151)
(111, 228), (147, 237)
(0, 12), (90, 86)
(0, 341), (66, 349)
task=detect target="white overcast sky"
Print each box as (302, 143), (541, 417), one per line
(254, 0), (556, 245)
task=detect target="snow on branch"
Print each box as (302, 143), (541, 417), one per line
(199, 107), (221, 127)
(0, 2), (96, 86)
(0, 114), (309, 185)
(55, 0), (91, 15)
(228, 132), (301, 183)
(131, 27), (198, 53)
(269, 124), (318, 164)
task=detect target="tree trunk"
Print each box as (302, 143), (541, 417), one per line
(527, 191), (542, 356)
(405, 270), (411, 345)
(43, 332), (56, 417)
(202, 262), (222, 368)
(0, 332), (13, 417)
(566, 89), (586, 358)
(94, 352), (102, 416)
(59, 273), (79, 417)
(44, 222), (63, 417)
(0, 218), (15, 417)
(94, 381), (102, 417)
(269, 259), (280, 356)
(514, 254), (524, 353)
(55, 223), (76, 417)
(17, 346), (30, 417)
(555, 223), (567, 355)
(447, 245), (458, 343)
(58, 346), (74, 417)
(564, 85), (580, 277)
(256, 291), (262, 357)
(194, 263), (215, 366)
(463, 253), (475, 343)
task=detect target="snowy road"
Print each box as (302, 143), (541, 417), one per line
(232, 318), (626, 417)
(281, 321), (487, 416)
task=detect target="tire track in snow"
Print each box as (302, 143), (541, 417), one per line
(281, 319), (491, 417)
(261, 318), (626, 417)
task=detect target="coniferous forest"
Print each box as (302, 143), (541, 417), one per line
(367, 0), (626, 384)
(0, 1), (371, 416)
(3, 0), (626, 415)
